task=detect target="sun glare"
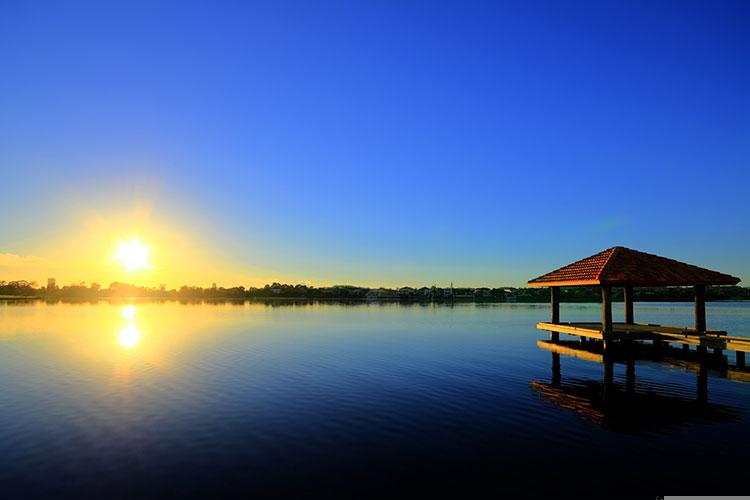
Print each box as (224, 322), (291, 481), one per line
(122, 305), (136, 320)
(115, 238), (150, 272)
(118, 323), (141, 350)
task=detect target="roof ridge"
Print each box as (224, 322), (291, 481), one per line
(595, 246), (620, 281)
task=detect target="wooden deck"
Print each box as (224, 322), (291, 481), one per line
(537, 321), (750, 353)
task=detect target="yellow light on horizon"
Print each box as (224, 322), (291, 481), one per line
(114, 237), (150, 272)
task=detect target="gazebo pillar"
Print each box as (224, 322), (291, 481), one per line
(694, 285), (706, 332)
(601, 285), (612, 334)
(624, 285), (634, 324)
(550, 287), (560, 323)
(550, 287), (560, 341)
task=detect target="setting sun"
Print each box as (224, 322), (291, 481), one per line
(114, 237), (150, 272)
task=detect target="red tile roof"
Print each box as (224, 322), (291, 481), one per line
(528, 247), (741, 287)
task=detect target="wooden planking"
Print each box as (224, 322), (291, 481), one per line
(724, 336), (750, 353)
(537, 322), (604, 340)
(536, 321), (750, 352)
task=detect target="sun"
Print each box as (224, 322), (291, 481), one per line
(114, 237), (151, 272)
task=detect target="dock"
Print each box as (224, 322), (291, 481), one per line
(531, 337), (748, 431)
(536, 321), (750, 354)
(527, 246), (747, 361)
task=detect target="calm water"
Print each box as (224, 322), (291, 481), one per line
(1, 300), (749, 498)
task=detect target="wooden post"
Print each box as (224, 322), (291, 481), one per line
(624, 285), (634, 324)
(550, 287), (560, 324)
(604, 354), (614, 385)
(697, 359), (708, 404)
(737, 351), (746, 368)
(682, 343), (690, 352)
(551, 332), (559, 342)
(694, 285), (706, 332)
(603, 351), (614, 408)
(626, 358), (635, 393)
(552, 353), (561, 386)
(601, 285), (612, 334)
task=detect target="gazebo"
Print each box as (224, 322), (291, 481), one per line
(528, 246), (742, 352)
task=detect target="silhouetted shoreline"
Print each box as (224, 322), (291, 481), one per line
(2, 280), (749, 303)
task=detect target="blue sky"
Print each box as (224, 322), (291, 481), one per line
(1, 0), (748, 287)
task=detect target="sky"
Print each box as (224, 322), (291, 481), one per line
(1, 0), (748, 288)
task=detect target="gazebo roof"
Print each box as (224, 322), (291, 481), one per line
(528, 246), (741, 287)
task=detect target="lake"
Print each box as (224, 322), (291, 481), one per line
(1, 300), (748, 498)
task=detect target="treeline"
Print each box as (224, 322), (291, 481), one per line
(1, 280), (750, 302)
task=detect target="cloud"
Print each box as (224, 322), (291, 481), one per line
(0, 253), (45, 268)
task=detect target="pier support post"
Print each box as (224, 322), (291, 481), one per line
(550, 287), (560, 324)
(694, 285), (706, 332)
(737, 351), (746, 368)
(601, 286), (612, 334)
(682, 343), (690, 352)
(603, 351), (614, 407)
(552, 353), (561, 386)
(697, 359), (708, 404)
(604, 355), (614, 384)
(551, 332), (559, 342)
(626, 358), (635, 393)
(624, 285), (634, 324)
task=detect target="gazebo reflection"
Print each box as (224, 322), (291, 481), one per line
(531, 339), (744, 433)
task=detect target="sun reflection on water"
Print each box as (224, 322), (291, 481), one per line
(118, 323), (141, 349)
(118, 305), (141, 350)
(122, 305), (136, 320)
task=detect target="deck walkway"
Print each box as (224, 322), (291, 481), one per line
(537, 321), (750, 353)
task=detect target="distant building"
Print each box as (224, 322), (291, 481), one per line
(366, 288), (398, 300)
(47, 277), (57, 290)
